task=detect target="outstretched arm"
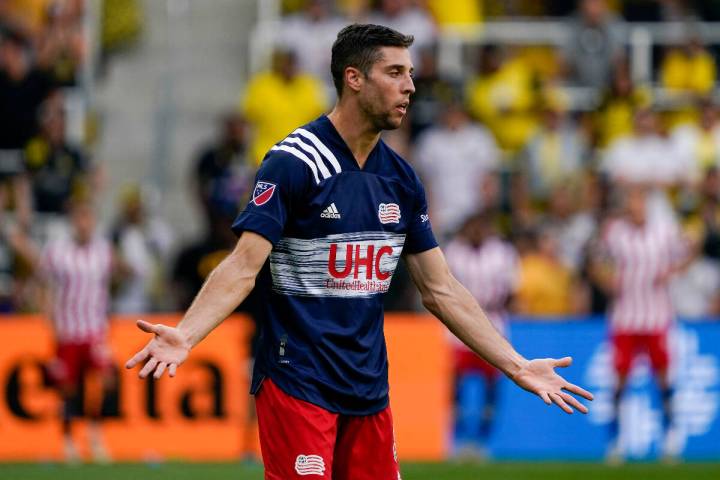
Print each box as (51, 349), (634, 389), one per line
(405, 247), (593, 414)
(125, 231), (272, 378)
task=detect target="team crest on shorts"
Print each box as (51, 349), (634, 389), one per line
(378, 203), (401, 224)
(294, 454), (325, 476)
(251, 181), (276, 206)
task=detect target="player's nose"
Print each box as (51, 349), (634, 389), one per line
(402, 73), (415, 95)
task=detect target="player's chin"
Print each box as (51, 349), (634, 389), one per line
(383, 113), (404, 130)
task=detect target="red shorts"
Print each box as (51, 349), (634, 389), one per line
(255, 378), (400, 480)
(454, 347), (499, 379)
(49, 341), (111, 389)
(612, 332), (669, 377)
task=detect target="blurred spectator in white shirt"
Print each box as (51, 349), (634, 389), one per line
(601, 108), (683, 225)
(414, 100), (500, 239)
(279, 0), (346, 92)
(111, 185), (174, 313)
(671, 101), (720, 185)
(365, 0), (437, 69)
(544, 184), (597, 275)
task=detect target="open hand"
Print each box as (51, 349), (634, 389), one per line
(512, 357), (593, 414)
(125, 320), (192, 379)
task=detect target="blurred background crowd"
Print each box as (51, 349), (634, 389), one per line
(2, 0), (719, 322)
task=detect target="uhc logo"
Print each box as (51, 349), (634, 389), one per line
(328, 244), (393, 280)
(269, 233), (405, 298)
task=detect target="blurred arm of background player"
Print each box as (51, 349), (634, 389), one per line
(126, 231), (271, 378)
(405, 247), (594, 414)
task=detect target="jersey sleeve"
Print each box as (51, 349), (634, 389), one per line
(231, 151), (310, 245)
(404, 174), (438, 254)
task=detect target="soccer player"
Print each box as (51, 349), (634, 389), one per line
(126, 24), (593, 479)
(593, 186), (692, 462)
(7, 197), (118, 463)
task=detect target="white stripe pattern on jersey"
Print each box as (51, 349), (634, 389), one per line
(293, 128), (342, 174)
(270, 231), (405, 298)
(601, 218), (686, 333)
(270, 144), (321, 184)
(42, 237), (112, 343)
(281, 136), (332, 180)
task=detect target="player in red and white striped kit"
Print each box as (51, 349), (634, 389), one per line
(593, 187), (693, 461)
(445, 212), (519, 455)
(9, 198), (119, 462)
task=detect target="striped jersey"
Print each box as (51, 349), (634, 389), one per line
(40, 236), (112, 343)
(444, 236), (519, 336)
(600, 218), (687, 333)
(232, 115), (437, 415)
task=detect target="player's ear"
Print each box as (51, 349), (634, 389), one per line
(344, 66), (363, 93)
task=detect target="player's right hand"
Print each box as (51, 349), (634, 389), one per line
(125, 320), (192, 379)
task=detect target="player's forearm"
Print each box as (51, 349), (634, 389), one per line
(422, 277), (528, 379)
(176, 253), (256, 348)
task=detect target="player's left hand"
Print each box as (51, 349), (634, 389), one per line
(511, 356), (593, 414)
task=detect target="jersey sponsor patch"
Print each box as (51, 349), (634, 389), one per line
(378, 203), (401, 224)
(294, 454), (325, 476)
(251, 181), (276, 206)
(270, 232), (405, 298)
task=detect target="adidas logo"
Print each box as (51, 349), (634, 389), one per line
(320, 203), (341, 219)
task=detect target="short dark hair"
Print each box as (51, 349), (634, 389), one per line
(330, 24), (414, 97)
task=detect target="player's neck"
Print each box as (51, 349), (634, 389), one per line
(327, 106), (381, 168)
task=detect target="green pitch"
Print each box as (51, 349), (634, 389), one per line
(1, 462), (719, 480)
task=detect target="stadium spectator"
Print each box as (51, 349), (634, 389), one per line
(110, 184), (174, 313)
(365, 0), (437, 65)
(425, 0), (482, 34)
(171, 210), (238, 311)
(601, 108), (683, 226)
(521, 98), (589, 204)
(192, 112), (254, 225)
(670, 167), (720, 318)
(592, 186), (693, 462)
(23, 98), (96, 240)
(466, 44), (539, 154)
(671, 101), (720, 185)
(406, 45), (460, 140)
(5, 196), (122, 463)
(671, 255), (720, 318)
(241, 48), (328, 165)
(560, 0), (626, 89)
(279, 0), (346, 90)
(593, 62), (652, 148)
(514, 227), (589, 316)
(663, 38), (714, 84)
(0, 31), (56, 150)
(414, 99), (500, 239)
(660, 38), (716, 127)
(445, 212), (519, 458)
(543, 184), (598, 275)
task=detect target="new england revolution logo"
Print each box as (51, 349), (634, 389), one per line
(251, 181), (276, 206)
(378, 203), (401, 224)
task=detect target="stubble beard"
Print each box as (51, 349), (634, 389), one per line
(359, 92), (402, 132)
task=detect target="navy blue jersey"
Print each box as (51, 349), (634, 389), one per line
(232, 115), (437, 415)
